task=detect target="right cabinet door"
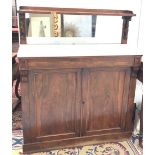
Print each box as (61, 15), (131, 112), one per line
(81, 68), (132, 136)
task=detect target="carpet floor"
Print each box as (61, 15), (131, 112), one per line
(12, 130), (142, 155)
(12, 110), (22, 130)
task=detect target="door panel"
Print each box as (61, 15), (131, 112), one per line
(82, 68), (131, 136)
(28, 69), (81, 142)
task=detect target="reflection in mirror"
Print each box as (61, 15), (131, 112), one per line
(62, 15), (96, 37)
(26, 13), (61, 37)
(25, 13), (122, 43)
(26, 13), (96, 38)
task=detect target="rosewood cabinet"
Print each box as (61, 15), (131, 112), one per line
(18, 45), (142, 153)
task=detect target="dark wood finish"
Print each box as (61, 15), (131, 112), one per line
(82, 68), (131, 136)
(19, 55), (142, 153)
(19, 56), (139, 70)
(18, 6), (135, 44)
(12, 16), (19, 42)
(12, 28), (19, 42)
(25, 69), (81, 143)
(23, 132), (131, 153)
(121, 16), (132, 44)
(18, 6), (135, 16)
(18, 12), (26, 44)
(137, 62), (143, 83)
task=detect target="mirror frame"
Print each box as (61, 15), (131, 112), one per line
(18, 6), (136, 44)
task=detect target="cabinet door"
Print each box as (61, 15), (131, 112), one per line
(24, 69), (81, 143)
(81, 68), (131, 136)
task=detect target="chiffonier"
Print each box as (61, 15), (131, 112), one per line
(18, 44), (142, 153)
(17, 6), (141, 153)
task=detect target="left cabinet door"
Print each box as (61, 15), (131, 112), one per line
(23, 69), (82, 143)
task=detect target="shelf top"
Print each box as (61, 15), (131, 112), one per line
(18, 6), (135, 16)
(18, 44), (142, 58)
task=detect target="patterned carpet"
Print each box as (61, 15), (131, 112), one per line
(12, 130), (142, 155)
(12, 110), (22, 130)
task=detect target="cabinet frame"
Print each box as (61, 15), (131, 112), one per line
(19, 55), (142, 153)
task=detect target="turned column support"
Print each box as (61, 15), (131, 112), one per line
(121, 16), (132, 44)
(19, 12), (26, 44)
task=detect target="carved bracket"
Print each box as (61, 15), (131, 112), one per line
(137, 62), (143, 83)
(131, 66), (140, 78)
(134, 56), (142, 66)
(20, 70), (28, 83)
(19, 59), (28, 70)
(19, 59), (28, 83)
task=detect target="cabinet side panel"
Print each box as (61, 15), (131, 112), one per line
(125, 72), (137, 131)
(21, 78), (31, 143)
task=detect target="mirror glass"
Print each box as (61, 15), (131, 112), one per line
(25, 13), (122, 43)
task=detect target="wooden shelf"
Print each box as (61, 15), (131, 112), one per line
(18, 6), (135, 16)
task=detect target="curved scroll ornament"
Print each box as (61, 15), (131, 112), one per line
(51, 12), (61, 37)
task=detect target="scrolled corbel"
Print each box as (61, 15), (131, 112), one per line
(20, 70), (28, 83)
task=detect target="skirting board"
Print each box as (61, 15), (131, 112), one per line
(23, 132), (132, 154)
